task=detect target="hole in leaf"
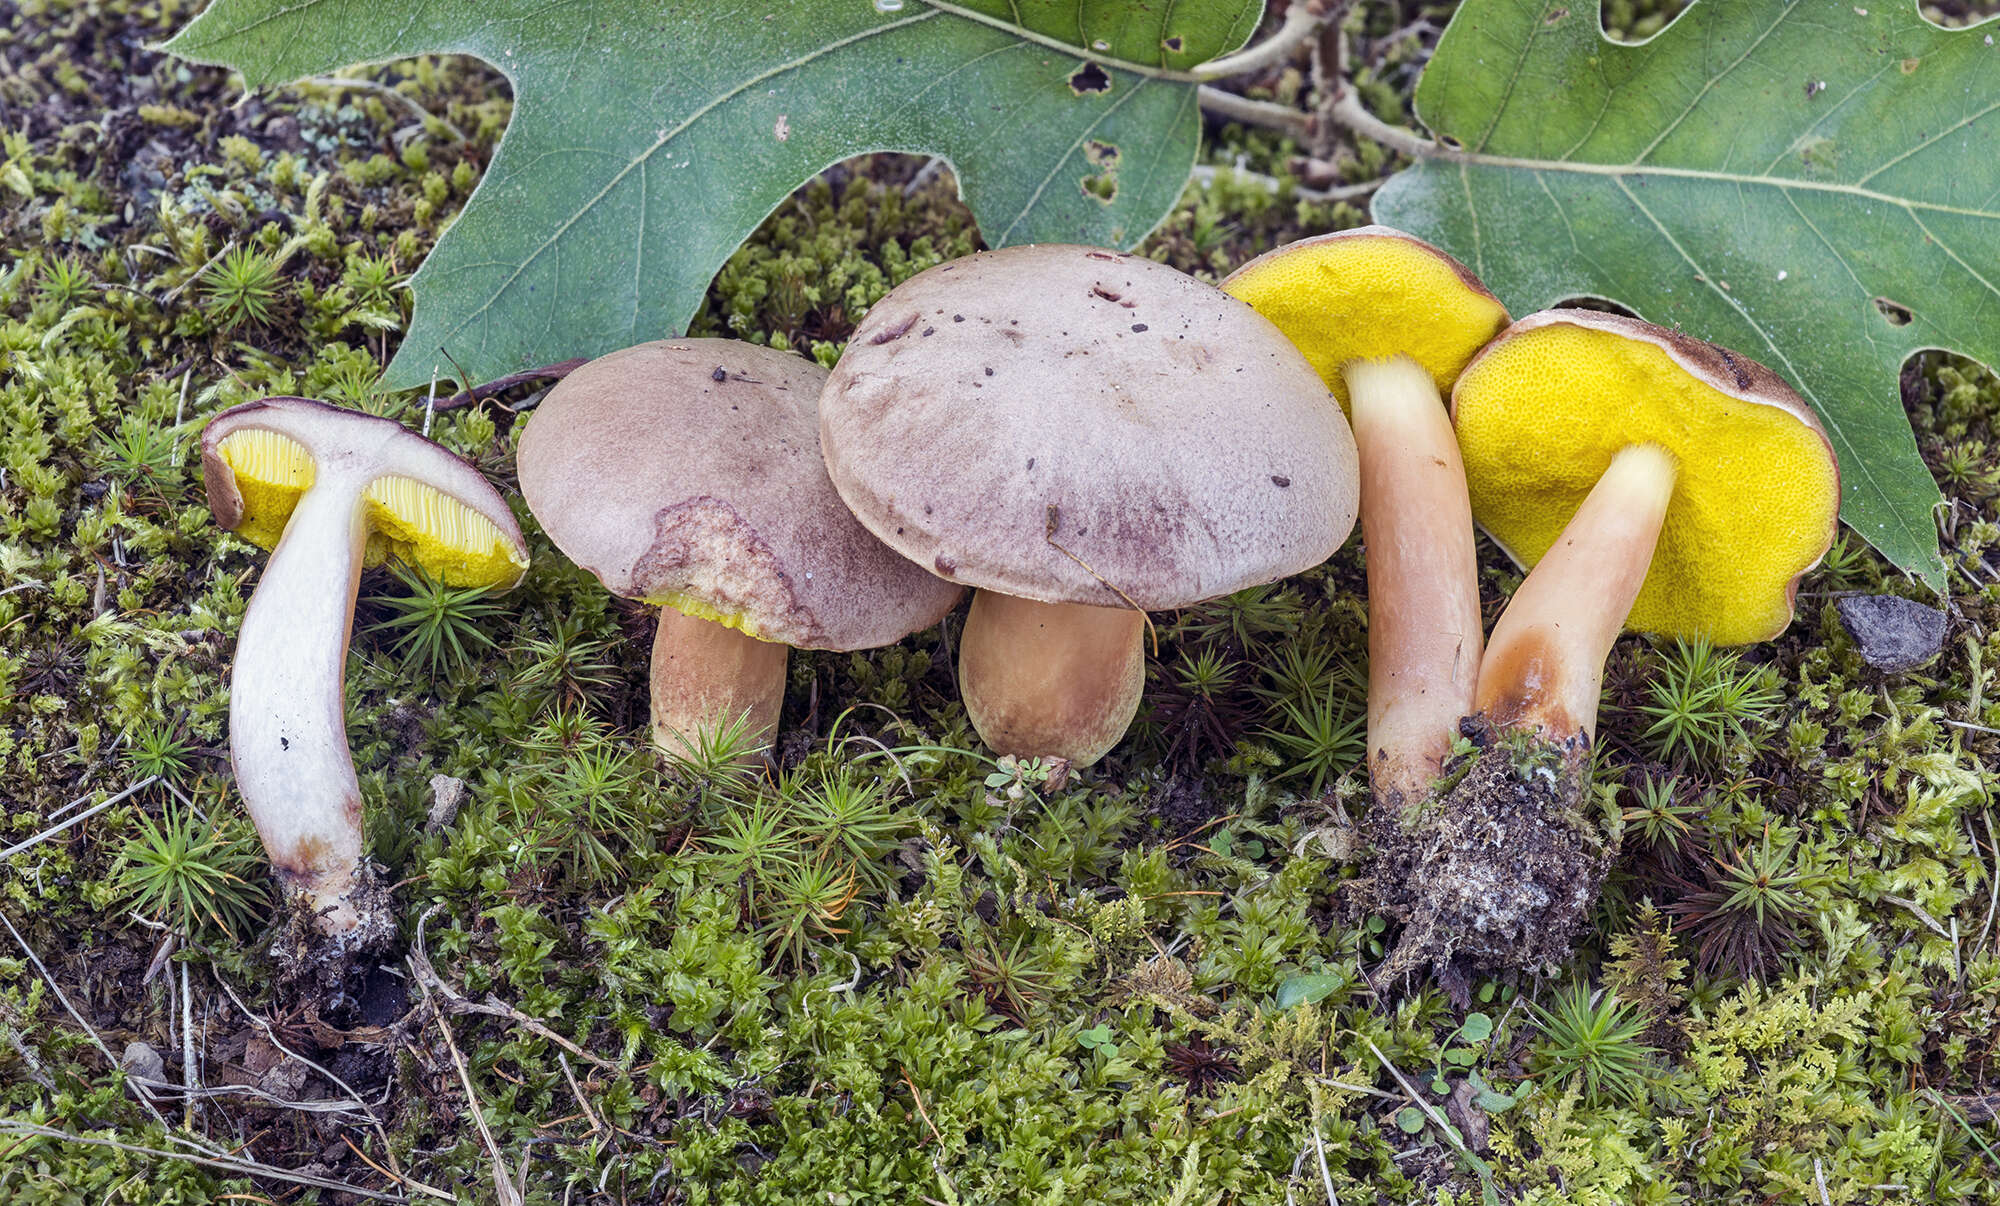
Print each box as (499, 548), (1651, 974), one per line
(1069, 62), (1111, 94)
(1874, 297), (1914, 326)
(1085, 140), (1120, 166)
(1601, 0), (1687, 40)
(1164, 35), (1185, 52)
(1552, 295), (1639, 318)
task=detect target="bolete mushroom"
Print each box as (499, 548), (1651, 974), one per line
(514, 340), (963, 757)
(1222, 227), (1510, 808)
(202, 397), (528, 977)
(821, 244), (1360, 767)
(1372, 310), (1839, 975)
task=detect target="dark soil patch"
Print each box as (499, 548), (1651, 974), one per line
(1358, 717), (1614, 980)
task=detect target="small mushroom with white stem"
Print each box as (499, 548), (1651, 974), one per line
(821, 244), (1361, 767)
(1371, 310), (1840, 977)
(1222, 226), (1511, 810)
(514, 340), (964, 758)
(202, 397), (529, 986)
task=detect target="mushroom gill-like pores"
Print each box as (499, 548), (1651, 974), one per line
(1369, 311), (1839, 977)
(202, 398), (528, 980)
(514, 340), (963, 759)
(1222, 227), (1510, 810)
(821, 244), (1361, 768)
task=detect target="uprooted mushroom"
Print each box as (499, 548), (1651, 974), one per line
(202, 397), (529, 992)
(1222, 226), (1510, 810)
(1371, 310), (1840, 977)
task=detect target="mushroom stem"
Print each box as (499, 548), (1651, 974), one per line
(1476, 442), (1679, 745)
(958, 590), (1146, 767)
(228, 468), (375, 934)
(649, 606), (788, 760)
(1344, 354), (1484, 807)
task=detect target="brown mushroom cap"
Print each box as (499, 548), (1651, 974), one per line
(820, 245), (1360, 610)
(515, 340), (963, 650)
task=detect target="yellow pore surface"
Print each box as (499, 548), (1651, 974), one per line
(1223, 234), (1509, 411)
(649, 590), (765, 642)
(217, 430), (525, 587)
(1454, 325), (1840, 644)
(216, 428), (313, 550)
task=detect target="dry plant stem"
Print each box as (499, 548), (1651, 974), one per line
(958, 591), (1145, 767)
(1346, 355), (1483, 806)
(1196, 86), (1311, 134)
(1477, 443), (1679, 744)
(1327, 89), (1433, 160)
(230, 465), (377, 933)
(649, 606), (788, 758)
(1196, 0), (1331, 79)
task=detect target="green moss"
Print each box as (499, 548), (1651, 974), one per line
(5, 0), (2000, 1203)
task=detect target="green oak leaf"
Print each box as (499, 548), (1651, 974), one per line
(165, 0), (1262, 390)
(1375, 0), (2000, 591)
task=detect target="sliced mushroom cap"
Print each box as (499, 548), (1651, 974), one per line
(204, 397), (528, 589)
(515, 340), (963, 649)
(199, 397), (528, 981)
(821, 244), (1360, 608)
(1453, 310), (1841, 645)
(1221, 226), (1509, 409)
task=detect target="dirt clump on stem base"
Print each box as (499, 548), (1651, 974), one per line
(1359, 718), (1613, 981)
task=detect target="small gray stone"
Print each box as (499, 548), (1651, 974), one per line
(1836, 595), (1946, 673)
(121, 1040), (165, 1083)
(426, 774), (467, 832)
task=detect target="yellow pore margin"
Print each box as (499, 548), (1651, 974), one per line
(217, 429), (525, 588)
(1223, 234), (1510, 411)
(1453, 324), (1840, 645)
(645, 590), (765, 643)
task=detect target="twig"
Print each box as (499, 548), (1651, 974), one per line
(124, 1074), (380, 1118)
(901, 1067), (943, 1145)
(1311, 1124), (1337, 1201)
(1197, 85), (1310, 134)
(904, 156), (951, 197)
(0, 1122), (408, 1202)
(181, 961), (198, 1130)
(297, 75), (469, 143)
(431, 358), (588, 412)
(413, 955), (524, 1206)
(434, 983), (617, 1071)
(1326, 89), (1433, 159)
(1361, 1036), (1500, 1205)
(159, 238), (235, 305)
(1943, 718), (2000, 736)
(1198, 2), (1331, 79)
(344, 1134), (455, 1202)
(557, 1052), (603, 1134)
(410, 906), (619, 1070)
(1190, 163), (1383, 204)
(1977, 811), (1999, 957)
(0, 777), (160, 859)
(1882, 894), (1951, 938)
